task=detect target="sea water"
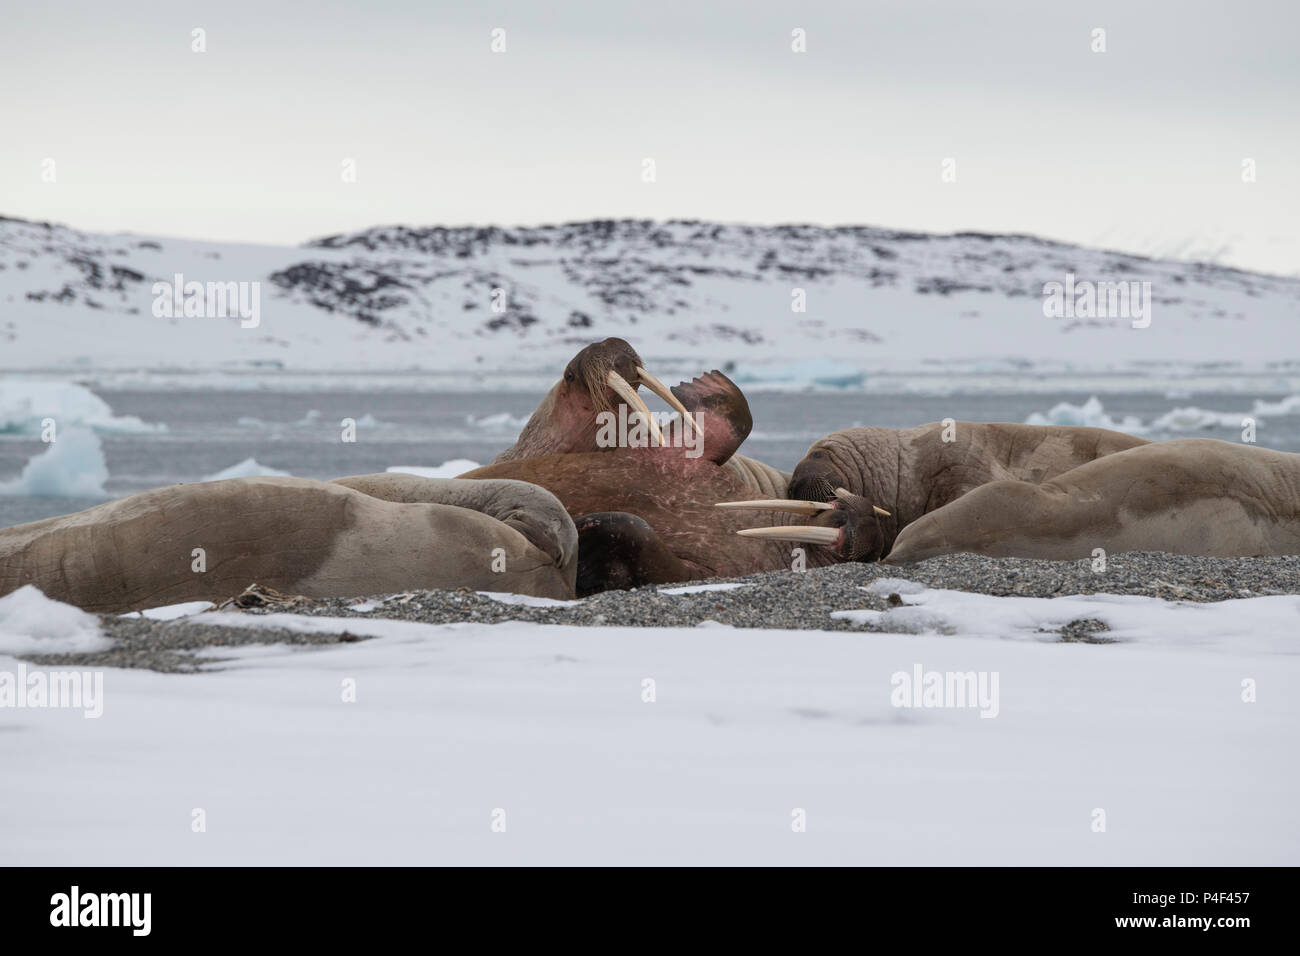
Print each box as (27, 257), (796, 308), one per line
(3, 387), (1300, 528)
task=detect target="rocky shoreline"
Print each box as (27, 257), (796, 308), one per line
(19, 551), (1300, 674)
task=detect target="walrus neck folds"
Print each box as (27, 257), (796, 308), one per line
(493, 382), (592, 462)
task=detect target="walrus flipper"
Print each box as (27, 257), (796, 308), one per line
(669, 370), (752, 466)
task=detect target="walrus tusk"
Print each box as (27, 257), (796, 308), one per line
(636, 366), (702, 437)
(736, 526), (842, 545)
(834, 487), (890, 516)
(715, 499), (835, 516)
(607, 370), (665, 446)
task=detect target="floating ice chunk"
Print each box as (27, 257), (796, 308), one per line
(0, 380), (165, 435)
(386, 460), (480, 479)
(1024, 395), (1145, 432)
(467, 412), (528, 432)
(1148, 406), (1247, 431)
(0, 427), (109, 497)
(731, 358), (866, 389)
(1250, 394), (1300, 417)
(201, 458), (291, 481)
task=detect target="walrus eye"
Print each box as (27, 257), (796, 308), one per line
(564, 369), (575, 383)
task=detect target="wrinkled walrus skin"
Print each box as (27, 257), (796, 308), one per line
(885, 437), (1300, 563)
(776, 421), (1150, 561)
(0, 475), (577, 613)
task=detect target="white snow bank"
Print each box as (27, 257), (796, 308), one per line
(201, 458), (291, 481)
(0, 427), (109, 497)
(2, 610), (1295, 865)
(0, 585), (109, 654)
(0, 380), (165, 435)
(386, 460), (480, 479)
(834, 583), (1299, 655)
(862, 578), (928, 597)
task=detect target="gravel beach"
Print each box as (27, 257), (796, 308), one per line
(22, 551), (1300, 673)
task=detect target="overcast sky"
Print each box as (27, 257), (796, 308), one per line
(2, 0), (1296, 274)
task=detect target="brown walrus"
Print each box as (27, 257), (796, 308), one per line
(462, 370), (850, 593)
(726, 420), (1300, 563)
(493, 335), (792, 496)
(724, 421), (1148, 561)
(0, 475), (579, 613)
(882, 437), (1300, 562)
(493, 336), (700, 461)
(0, 340), (733, 612)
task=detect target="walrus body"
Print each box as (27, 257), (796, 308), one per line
(461, 368), (822, 592)
(885, 437), (1300, 563)
(0, 337), (709, 611)
(0, 475), (577, 613)
(462, 446), (817, 593)
(771, 421), (1150, 561)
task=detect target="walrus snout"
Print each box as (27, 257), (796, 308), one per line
(726, 488), (890, 562)
(789, 449), (848, 503)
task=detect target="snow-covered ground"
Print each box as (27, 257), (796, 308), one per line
(2, 585), (1295, 865)
(3, 216), (1299, 390)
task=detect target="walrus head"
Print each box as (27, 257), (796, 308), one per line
(494, 337), (700, 462)
(788, 446), (854, 503)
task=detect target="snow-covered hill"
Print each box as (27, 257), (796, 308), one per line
(2, 215), (1298, 387)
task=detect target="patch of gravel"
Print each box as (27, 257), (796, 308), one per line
(21, 551), (1300, 673)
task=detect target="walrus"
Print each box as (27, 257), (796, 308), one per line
(882, 437), (1300, 562)
(0, 475), (578, 613)
(462, 370), (855, 593)
(494, 335), (792, 497)
(493, 336), (700, 461)
(725, 421), (1300, 563)
(722, 421), (1150, 561)
(0, 339), (758, 612)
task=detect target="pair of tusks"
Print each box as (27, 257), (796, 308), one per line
(718, 487), (890, 546)
(606, 367), (702, 445)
